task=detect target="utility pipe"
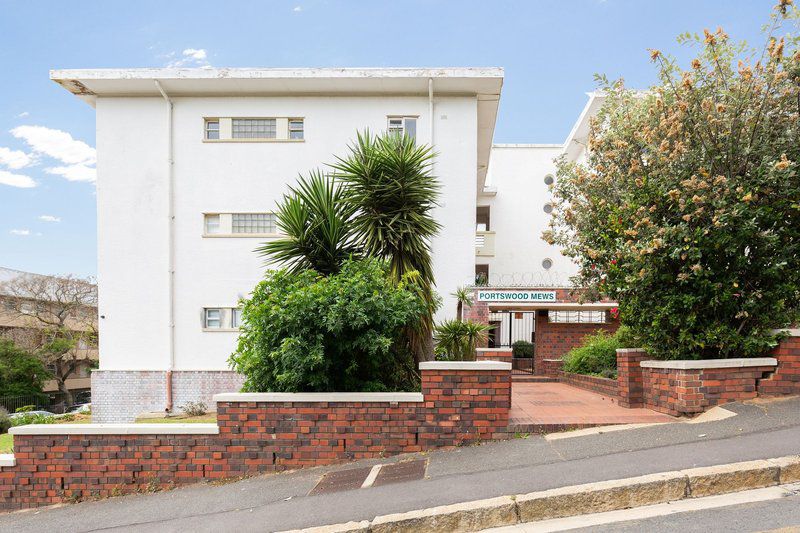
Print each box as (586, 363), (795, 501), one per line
(155, 80), (176, 413)
(428, 78), (434, 145)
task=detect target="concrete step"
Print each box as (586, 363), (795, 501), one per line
(512, 375), (558, 383)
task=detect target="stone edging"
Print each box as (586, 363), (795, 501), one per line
(0, 454), (15, 467)
(213, 392), (425, 403)
(8, 423), (220, 436)
(640, 358), (777, 370)
(280, 456), (800, 533)
(418, 361), (512, 371)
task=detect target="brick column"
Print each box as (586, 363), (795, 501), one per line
(476, 347), (512, 364)
(464, 291), (490, 348)
(617, 348), (647, 408)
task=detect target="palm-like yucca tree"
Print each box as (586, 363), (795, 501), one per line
(332, 131), (441, 285)
(433, 320), (490, 361)
(332, 131), (442, 361)
(452, 286), (474, 321)
(257, 170), (359, 276)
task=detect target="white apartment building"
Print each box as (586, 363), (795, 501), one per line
(51, 67), (599, 422)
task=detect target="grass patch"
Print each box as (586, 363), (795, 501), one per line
(0, 433), (12, 454)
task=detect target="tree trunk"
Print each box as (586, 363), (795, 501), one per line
(55, 377), (74, 412)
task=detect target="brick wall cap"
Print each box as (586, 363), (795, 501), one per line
(542, 358), (564, 362)
(9, 423), (220, 435)
(0, 454), (15, 467)
(418, 361), (512, 371)
(616, 348), (647, 354)
(771, 328), (800, 336)
(212, 392), (425, 403)
(640, 358), (778, 370)
(476, 348), (513, 352)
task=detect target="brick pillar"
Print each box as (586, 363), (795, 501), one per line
(419, 361), (511, 444)
(476, 347), (512, 364)
(464, 291), (490, 348)
(617, 348), (647, 408)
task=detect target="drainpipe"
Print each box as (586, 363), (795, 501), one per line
(428, 78), (434, 146)
(155, 80), (176, 413)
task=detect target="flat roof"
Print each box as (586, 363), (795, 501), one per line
(51, 67), (503, 186)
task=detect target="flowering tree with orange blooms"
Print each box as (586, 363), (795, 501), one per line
(548, 1), (800, 360)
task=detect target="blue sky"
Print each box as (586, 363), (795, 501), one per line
(0, 0), (776, 277)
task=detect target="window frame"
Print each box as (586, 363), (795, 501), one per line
(387, 115), (419, 139)
(204, 119), (220, 140)
(203, 307), (243, 331)
(203, 212), (280, 238)
(204, 308), (223, 329)
(231, 117), (277, 140)
(288, 118), (304, 140)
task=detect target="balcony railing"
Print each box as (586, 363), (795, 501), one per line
(475, 231), (495, 257)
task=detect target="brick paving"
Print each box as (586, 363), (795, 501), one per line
(509, 381), (674, 433)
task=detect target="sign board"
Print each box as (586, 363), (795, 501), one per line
(476, 290), (557, 303)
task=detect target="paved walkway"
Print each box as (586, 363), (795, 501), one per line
(2, 398), (798, 532)
(509, 382), (675, 432)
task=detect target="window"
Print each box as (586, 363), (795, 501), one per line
(231, 308), (242, 328)
(548, 310), (607, 324)
(543, 203), (554, 214)
(232, 118), (276, 139)
(204, 308), (222, 328)
(205, 120), (220, 140)
(205, 214), (221, 235)
(289, 119), (304, 140)
(232, 213), (277, 234)
(387, 116), (417, 139)
(542, 258), (553, 270)
(544, 174), (555, 186)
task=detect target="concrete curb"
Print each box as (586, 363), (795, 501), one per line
(279, 455), (800, 533)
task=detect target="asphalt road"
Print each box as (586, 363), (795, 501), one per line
(2, 397), (799, 532)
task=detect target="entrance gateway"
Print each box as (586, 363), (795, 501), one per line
(479, 291), (547, 374)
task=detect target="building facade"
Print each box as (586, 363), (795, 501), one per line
(52, 68), (607, 421)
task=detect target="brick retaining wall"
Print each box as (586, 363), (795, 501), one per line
(759, 334), (800, 396)
(0, 362), (510, 511)
(534, 313), (619, 376)
(559, 371), (619, 399)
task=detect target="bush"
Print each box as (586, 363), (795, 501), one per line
(0, 407), (10, 434)
(433, 320), (490, 361)
(548, 5), (800, 360)
(229, 258), (427, 392)
(562, 327), (636, 378)
(512, 340), (534, 358)
(11, 413), (55, 427)
(0, 339), (48, 397)
(180, 401), (208, 417)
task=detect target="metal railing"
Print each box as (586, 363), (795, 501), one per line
(0, 391), (82, 414)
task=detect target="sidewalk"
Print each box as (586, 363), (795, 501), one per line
(2, 397), (799, 533)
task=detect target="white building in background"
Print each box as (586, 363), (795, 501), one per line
(51, 67), (599, 421)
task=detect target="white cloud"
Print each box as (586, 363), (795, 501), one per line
(0, 147), (35, 169)
(9, 229), (31, 236)
(45, 164), (96, 183)
(17, 111), (30, 118)
(11, 125), (96, 166)
(166, 48), (211, 68)
(0, 170), (36, 188)
(10, 125), (96, 184)
(39, 215), (61, 223)
(293, 5), (303, 12)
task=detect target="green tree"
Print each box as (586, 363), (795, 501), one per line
(452, 286), (474, 322)
(433, 320), (490, 361)
(548, 3), (800, 359)
(229, 259), (427, 392)
(0, 338), (48, 397)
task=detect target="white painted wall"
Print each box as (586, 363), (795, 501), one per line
(96, 95), (477, 370)
(480, 145), (578, 286)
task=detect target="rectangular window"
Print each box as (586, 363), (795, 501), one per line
(548, 311), (607, 324)
(232, 118), (276, 139)
(204, 214), (221, 235)
(205, 120), (220, 140)
(204, 308), (222, 328)
(289, 119), (304, 140)
(232, 213), (277, 234)
(388, 116), (417, 139)
(231, 308), (242, 328)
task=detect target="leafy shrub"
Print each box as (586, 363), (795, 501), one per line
(15, 405), (35, 413)
(562, 327), (636, 378)
(11, 413), (55, 426)
(512, 340), (534, 358)
(0, 338), (48, 397)
(434, 320), (490, 361)
(548, 5), (800, 360)
(0, 407), (10, 434)
(181, 401), (208, 417)
(229, 258), (427, 392)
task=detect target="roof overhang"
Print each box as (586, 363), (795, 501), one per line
(51, 66), (503, 188)
(561, 92), (606, 162)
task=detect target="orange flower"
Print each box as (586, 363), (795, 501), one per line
(650, 49), (661, 62)
(704, 29), (716, 45)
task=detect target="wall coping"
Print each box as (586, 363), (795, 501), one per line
(9, 424), (220, 435)
(213, 392), (425, 403)
(418, 361), (512, 371)
(616, 348), (647, 354)
(0, 454), (15, 467)
(771, 328), (800, 336)
(476, 347), (513, 352)
(640, 358), (778, 370)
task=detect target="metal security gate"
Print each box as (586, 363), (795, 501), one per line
(488, 311), (535, 374)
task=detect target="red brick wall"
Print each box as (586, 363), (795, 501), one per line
(559, 372), (619, 399)
(759, 336), (800, 396)
(641, 365), (775, 416)
(617, 349), (647, 408)
(476, 348), (513, 364)
(534, 313), (619, 375)
(0, 365), (510, 511)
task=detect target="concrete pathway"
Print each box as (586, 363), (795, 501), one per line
(510, 382), (674, 432)
(1, 397), (798, 532)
